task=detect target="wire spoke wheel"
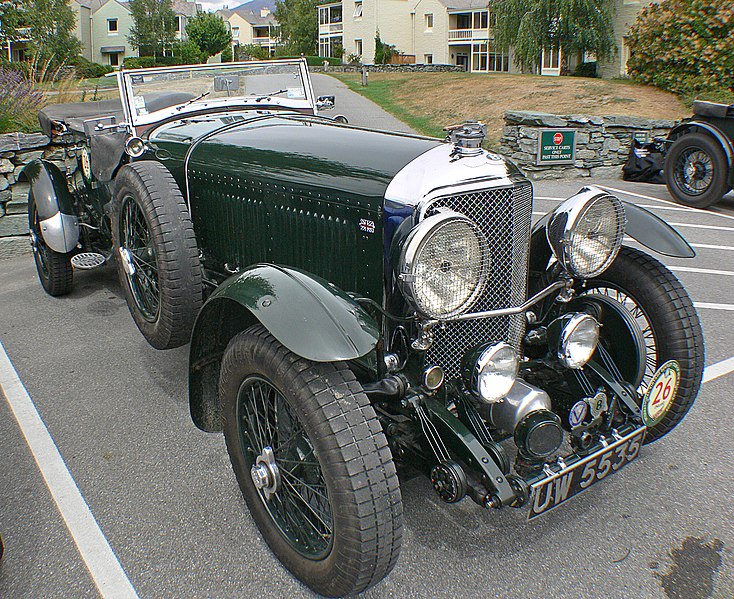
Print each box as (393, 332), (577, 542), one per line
(220, 326), (402, 597)
(674, 147), (713, 195)
(28, 197), (73, 296)
(237, 376), (333, 558)
(120, 195), (160, 322)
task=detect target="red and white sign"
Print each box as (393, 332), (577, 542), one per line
(553, 132), (564, 145)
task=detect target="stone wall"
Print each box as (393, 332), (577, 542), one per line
(499, 111), (675, 180)
(312, 63), (465, 74)
(0, 133), (74, 259)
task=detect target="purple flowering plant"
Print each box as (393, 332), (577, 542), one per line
(0, 67), (44, 133)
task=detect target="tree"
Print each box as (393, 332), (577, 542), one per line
(173, 39), (204, 64)
(127, 0), (177, 57)
(627, 0), (733, 97)
(12, 0), (81, 80)
(274, 0), (318, 55)
(185, 12), (230, 59)
(374, 31), (395, 64)
(491, 0), (615, 72)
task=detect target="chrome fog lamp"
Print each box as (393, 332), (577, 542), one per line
(515, 410), (564, 460)
(547, 187), (626, 279)
(464, 342), (519, 404)
(550, 313), (600, 369)
(398, 210), (488, 319)
(125, 136), (146, 157)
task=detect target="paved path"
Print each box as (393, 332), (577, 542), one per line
(311, 73), (419, 134)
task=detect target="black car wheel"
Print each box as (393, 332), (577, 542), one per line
(665, 132), (729, 208)
(220, 325), (402, 597)
(113, 162), (203, 349)
(28, 196), (73, 296)
(579, 246), (704, 443)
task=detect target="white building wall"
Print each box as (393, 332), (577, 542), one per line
(90, 0), (136, 64)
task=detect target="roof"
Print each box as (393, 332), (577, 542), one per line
(437, 0), (490, 10)
(172, 0), (199, 17)
(226, 0), (277, 25)
(90, 0), (131, 14)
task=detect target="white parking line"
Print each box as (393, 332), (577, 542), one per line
(703, 357), (734, 384)
(694, 302), (734, 311)
(670, 266), (734, 277)
(599, 185), (734, 223)
(0, 342), (139, 599)
(669, 222), (734, 232)
(690, 243), (734, 252)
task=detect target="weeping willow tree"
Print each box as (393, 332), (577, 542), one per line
(491, 0), (615, 72)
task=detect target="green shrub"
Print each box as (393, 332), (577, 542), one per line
(571, 61), (597, 78)
(239, 44), (270, 60)
(627, 0), (733, 96)
(122, 55), (181, 69)
(271, 55), (323, 66)
(73, 56), (114, 79)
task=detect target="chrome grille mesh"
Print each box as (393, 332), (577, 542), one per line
(423, 183), (533, 379)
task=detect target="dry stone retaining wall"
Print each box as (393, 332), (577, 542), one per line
(0, 133), (77, 258)
(499, 111), (675, 180)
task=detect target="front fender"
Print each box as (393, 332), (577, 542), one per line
(530, 199), (694, 266)
(21, 159), (79, 253)
(188, 264), (379, 431)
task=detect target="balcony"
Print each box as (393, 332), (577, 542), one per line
(448, 28), (490, 42)
(318, 22), (343, 35)
(252, 36), (276, 46)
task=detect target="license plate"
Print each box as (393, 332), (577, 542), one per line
(528, 427), (646, 520)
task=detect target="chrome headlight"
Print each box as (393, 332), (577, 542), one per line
(463, 342), (519, 403)
(547, 187), (625, 279)
(398, 210), (488, 319)
(549, 313), (600, 369)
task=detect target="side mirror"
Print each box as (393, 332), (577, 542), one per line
(316, 95), (335, 110)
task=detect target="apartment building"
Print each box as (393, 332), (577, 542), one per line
(318, 0), (652, 77)
(218, 0), (279, 57)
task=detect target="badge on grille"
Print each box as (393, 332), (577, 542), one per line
(359, 218), (375, 234)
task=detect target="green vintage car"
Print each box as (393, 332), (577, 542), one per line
(25, 59), (704, 597)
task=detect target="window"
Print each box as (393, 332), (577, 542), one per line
(107, 18), (118, 33)
(109, 53), (119, 66)
(232, 26), (239, 38)
(489, 12), (497, 27)
(354, 1), (362, 18)
(425, 13), (433, 30)
(331, 6), (342, 22)
(473, 11), (487, 29)
(424, 54), (433, 64)
(174, 16), (181, 32)
(472, 42), (488, 72)
(319, 7), (328, 25)
(355, 39), (362, 55)
(456, 13), (471, 29)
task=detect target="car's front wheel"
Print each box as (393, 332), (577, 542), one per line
(112, 162), (202, 349)
(220, 325), (402, 597)
(665, 132), (729, 208)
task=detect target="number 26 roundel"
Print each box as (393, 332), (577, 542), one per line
(642, 360), (681, 427)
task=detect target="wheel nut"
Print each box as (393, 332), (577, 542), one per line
(250, 464), (270, 490)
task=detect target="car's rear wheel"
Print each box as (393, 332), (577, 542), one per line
(28, 196), (73, 296)
(578, 246), (704, 442)
(113, 162), (202, 349)
(220, 325), (402, 597)
(665, 132), (729, 208)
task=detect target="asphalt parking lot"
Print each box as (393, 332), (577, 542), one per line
(2, 72), (734, 597)
(1, 176), (732, 599)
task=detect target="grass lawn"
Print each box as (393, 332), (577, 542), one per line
(331, 71), (693, 147)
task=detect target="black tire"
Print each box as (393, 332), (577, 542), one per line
(28, 196), (73, 296)
(580, 246), (704, 443)
(665, 132), (729, 208)
(112, 162), (202, 349)
(220, 325), (402, 597)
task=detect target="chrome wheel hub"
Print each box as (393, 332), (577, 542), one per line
(250, 446), (280, 500)
(118, 247), (136, 276)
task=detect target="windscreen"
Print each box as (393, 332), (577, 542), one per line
(124, 61), (308, 119)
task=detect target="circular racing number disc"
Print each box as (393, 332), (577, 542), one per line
(642, 360), (681, 427)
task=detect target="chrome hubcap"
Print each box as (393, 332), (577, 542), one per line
(250, 446), (280, 500)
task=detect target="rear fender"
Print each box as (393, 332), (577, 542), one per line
(188, 264), (379, 431)
(21, 159), (79, 253)
(668, 121), (734, 187)
(530, 199), (694, 263)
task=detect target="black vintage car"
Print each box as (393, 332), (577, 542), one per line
(664, 100), (734, 207)
(24, 59), (704, 597)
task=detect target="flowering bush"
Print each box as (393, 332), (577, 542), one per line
(0, 68), (44, 133)
(626, 0), (734, 97)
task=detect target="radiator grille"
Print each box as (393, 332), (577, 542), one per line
(423, 183), (533, 379)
